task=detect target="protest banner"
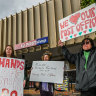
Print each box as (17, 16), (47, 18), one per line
(30, 61), (64, 84)
(0, 57), (25, 96)
(58, 3), (96, 42)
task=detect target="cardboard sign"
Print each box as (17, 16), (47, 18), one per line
(58, 3), (96, 42)
(0, 57), (25, 96)
(30, 61), (64, 84)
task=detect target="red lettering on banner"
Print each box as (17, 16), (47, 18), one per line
(19, 61), (24, 70)
(92, 16), (96, 27)
(76, 24), (80, 32)
(0, 57), (24, 70)
(16, 60), (24, 70)
(16, 59), (24, 70)
(85, 19), (92, 29)
(16, 60), (21, 68)
(60, 26), (74, 39)
(81, 12), (86, 20)
(85, 11), (90, 18)
(11, 59), (16, 68)
(81, 7), (95, 20)
(60, 20), (69, 29)
(1, 88), (18, 96)
(0, 58), (5, 67)
(80, 22), (85, 31)
(5, 59), (10, 68)
(10, 90), (17, 96)
(76, 16), (96, 32)
(2, 88), (9, 95)
(67, 28), (71, 36)
(61, 30), (67, 39)
(91, 7), (95, 17)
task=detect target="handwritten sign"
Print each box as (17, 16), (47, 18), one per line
(30, 61), (64, 84)
(0, 57), (25, 96)
(58, 3), (96, 42)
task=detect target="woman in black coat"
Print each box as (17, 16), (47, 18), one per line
(58, 38), (96, 96)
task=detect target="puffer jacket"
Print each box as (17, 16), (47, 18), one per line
(62, 46), (96, 91)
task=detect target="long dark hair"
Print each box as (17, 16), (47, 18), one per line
(2, 45), (15, 58)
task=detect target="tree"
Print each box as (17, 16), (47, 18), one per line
(81, 0), (96, 9)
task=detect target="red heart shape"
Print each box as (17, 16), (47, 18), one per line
(69, 13), (80, 25)
(74, 34), (77, 37)
(65, 37), (68, 40)
(83, 30), (87, 33)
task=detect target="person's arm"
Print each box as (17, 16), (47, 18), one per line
(62, 46), (76, 64)
(23, 80), (26, 88)
(23, 66), (27, 88)
(58, 40), (76, 64)
(23, 74), (26, 88)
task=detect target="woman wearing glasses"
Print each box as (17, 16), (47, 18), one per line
(58, 38), (96, 96)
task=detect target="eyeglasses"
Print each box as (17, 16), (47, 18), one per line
(82, 41), (90, 45)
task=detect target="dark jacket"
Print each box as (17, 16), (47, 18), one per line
(62, 46), (96, 91)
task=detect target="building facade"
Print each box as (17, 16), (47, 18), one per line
(0, 0), (96, 66)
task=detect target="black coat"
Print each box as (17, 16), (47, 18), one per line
(62, 46), (96, 91)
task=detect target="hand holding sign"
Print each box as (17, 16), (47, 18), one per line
(23, 80), (26, 88)
(58, 40), (65, 47)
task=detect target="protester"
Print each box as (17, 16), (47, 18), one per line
(35, 51), (54, 96)
(1, 45), (26, 88)
(58, 38), (96, 96)
(1, 45), (16, 58)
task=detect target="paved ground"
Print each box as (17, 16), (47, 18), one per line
(24, 89), (80, 96)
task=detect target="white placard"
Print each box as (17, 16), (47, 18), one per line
(0, 57), (25, 96)
(30, 61), (64, 84)
(58, 3), (96, 42)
